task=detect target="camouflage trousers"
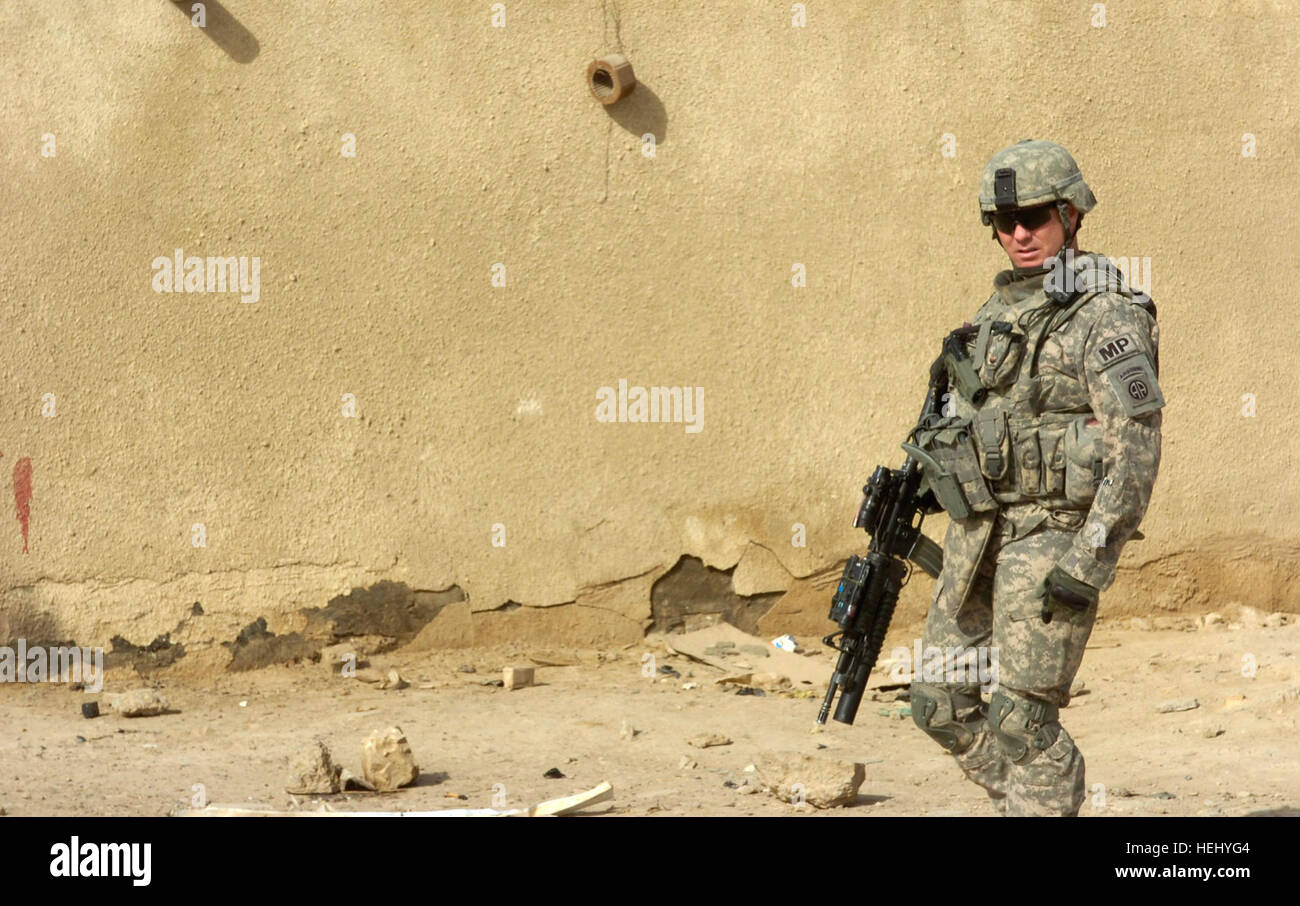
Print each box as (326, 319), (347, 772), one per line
(914, 506), (1097, 817)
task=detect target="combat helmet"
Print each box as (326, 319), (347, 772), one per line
(978, 139), (1096, 246)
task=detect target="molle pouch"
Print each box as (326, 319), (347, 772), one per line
(1009, 420), (1043, 496)
(974, 319), (1026, 391)
(1039, 422), (1069, 498)
(903, 417), (999, 520)
(973, 408), (1009, 481)
(1064, 416), (1105, 505)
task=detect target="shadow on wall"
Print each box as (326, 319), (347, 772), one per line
(171, 0), (260, 64)
(602, 80), (668, 145)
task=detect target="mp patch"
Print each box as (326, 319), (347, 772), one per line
(1095, 336), (1164, 417)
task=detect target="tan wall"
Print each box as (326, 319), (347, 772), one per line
(3, 1), (1298, 661)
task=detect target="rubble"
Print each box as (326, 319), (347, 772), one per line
(286, 739), (342, 795)
(361, 727), (419, 792)
(755, 752), (865, 808)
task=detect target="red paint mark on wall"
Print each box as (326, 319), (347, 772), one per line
(13, 457), (32, 553)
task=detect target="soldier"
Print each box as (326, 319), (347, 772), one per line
(907, 140), (1163, 816)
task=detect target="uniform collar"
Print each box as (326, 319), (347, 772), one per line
(993, 268), (1047, 306)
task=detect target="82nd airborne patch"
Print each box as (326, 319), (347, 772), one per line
(1093, 332), (1164, 417)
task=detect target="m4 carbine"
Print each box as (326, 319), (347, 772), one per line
(817, 354), (950, 726)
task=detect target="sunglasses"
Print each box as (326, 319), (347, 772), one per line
(992, 204), (1056, 233)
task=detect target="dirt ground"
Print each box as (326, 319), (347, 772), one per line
(2, 612), (1298, 818)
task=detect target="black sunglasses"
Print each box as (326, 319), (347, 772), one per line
(992, 204), (1056, 233)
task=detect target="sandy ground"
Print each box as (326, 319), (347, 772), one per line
(2, 615), (1297, 818)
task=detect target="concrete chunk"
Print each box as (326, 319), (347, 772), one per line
(503, 666), (534, 690)
(361, 726), (419, 792)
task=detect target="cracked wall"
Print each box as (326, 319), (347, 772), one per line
(2, 2), (1299, 668)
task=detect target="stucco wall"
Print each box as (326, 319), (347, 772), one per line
(3, 1), (1298, 662)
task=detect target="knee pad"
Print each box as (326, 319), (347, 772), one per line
(988, 689), (1062, 765)
(910, 683), (983, 754)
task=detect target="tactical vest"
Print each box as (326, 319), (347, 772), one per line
(909, 256), (1156, 520)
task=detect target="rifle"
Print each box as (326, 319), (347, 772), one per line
(817, 353), (950, 726)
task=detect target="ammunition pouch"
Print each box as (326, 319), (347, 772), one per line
(903, 416), (998, 520)
(1063, 415), (1105, 506)
(973, 320), (1026, 392)
(982, 412), (1103, 509)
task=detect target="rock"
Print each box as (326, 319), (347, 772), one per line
(1201, 725), (1226, 738)
(286, 740), (342, 794)
(687, 733), (733, 748)
(1156, 698), (1199, 713)
(736, 779), (758, 795)
(108, 689), (169, 718)
(503, 666), (534, 690)
(457, 664), (476, 673)
(750, 673), (791, 691)
(1201, 612), (1224, 629)
(374, 669), (408, 690)
(353, 667), (384, 684)
(1070, 679), (1088, 696)
(360, 727), (419, 792)
(1220, 695), (1248, 711)
(1263, 612), (1286, 628)
(678, 755), (698, 770)
(620, 719), (639, 741)
(657, 665), (682, 678)
(339, 767), (376, 791)
(1154, 791), (1176, 800)
(735, 687), (765, 697)
(1128, 617), (1153, 631)
(1239, 605), (1259, 628)
(81, 701), (100, 719)
(543, 767), (565, 779)
(739, 644), (771, 659)
(320, 643), (370, 673)
(755, 752), (865, 808)
(682, 682), (698, 690)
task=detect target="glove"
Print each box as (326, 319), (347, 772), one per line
(1040, 565), (1099, 624)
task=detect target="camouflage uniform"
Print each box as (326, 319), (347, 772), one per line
(908, 141), (1163, 816)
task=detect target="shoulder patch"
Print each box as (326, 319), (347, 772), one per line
(1093, 332), (1142, 368)
(1095, 340), (1164, 416)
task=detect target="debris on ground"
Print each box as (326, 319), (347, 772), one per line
(755, 752), (866, 808)
(361, 727), (419, 791)
(1156, 698), (1200, 713)
(107, 689), (170, 718)
(687, 733), (732, 748)
(286, 739), (342, 795)
(176, 782), (614, 818)
(503, 666), (534, 690)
